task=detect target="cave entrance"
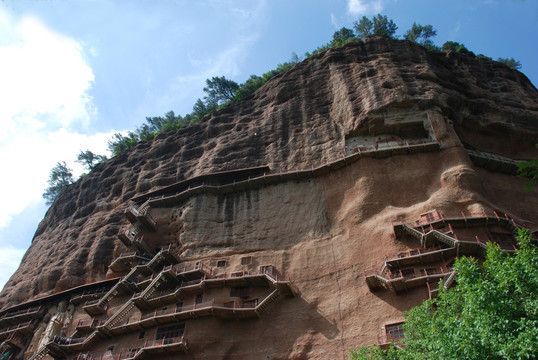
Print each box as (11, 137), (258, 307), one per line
(345, 112), (433, 155)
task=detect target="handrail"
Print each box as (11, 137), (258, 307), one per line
(143, 141), (440, 208)
(393, 212), (518, 233)
(115, 336), (188, 360)
(350, 138), (431, 154)
(0, 320), (35, 334)
(0, 305), (42, 320)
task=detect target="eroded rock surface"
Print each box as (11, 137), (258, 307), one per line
(0, 36), (537, 359)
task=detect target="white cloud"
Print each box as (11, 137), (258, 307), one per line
(0, 9), (96, 135)
(449, 22), (462, 39)
(331, 13), (339, 28)
(0, 128), (116, 229)
(347, 0), (384, 16)
(0, 6), (117, 231)
(0, 247), (26, 291)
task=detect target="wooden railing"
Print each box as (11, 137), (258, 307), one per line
(0, 306), (41, 320)
(0, 320), (34, 336)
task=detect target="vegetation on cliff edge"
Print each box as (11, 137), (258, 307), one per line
(43, 14), (524, 205)
(351, 228), (538, 360)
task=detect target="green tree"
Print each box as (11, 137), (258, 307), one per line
(76, 150), (107, 171)
(42, 161), (75, 205)
(405, 23), (437, 46)
(441, 41), (471, 54)
(351, 228), (538, 360)
(497, 57), (522, 70)
(234, 75), (265, 100)
(107, 132), (139, 156)
(290, 51), (300, 64)
(332, 27), (355, 46)
(353, 16), (373, 39)
(203, 76), (239, 105)
(145, 110), (184, 134)
(192, 98), (216, 120)
(476, 54), (493, 61)
(372, 14), (397, 38)
(517, 144), (538, 191)
(353, 15), (397, 39)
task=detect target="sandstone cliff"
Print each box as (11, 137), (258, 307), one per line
(0, 36), (537, 359)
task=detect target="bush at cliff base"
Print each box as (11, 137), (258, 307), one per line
(351, 228), (538, 360)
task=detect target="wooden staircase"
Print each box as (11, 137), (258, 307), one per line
(104, 301), (136, 330)
(254, 289), (280, 316)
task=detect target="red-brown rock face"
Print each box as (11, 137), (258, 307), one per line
(0, 37), (537, 359)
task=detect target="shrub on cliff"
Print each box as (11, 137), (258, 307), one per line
(76, 150), (107, 171)
(497, 57), (522, 70)
(517, 144), (538, 191)
(404, 23), (439, 51)
(351, 228), (538, 360)
(42, 161), (75, 205)
(332, 27), (356, 47)
(353, 14), (398, 39)
(203, 76), (240, 105)
(441, 41), (472, 55)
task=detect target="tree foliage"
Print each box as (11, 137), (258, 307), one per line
(405, 23), (437, 46)
(101, 15), (518, 158)
(517, 144), (538, 191)
(107, 111), (187, 156)
(107, 132), (139, 156)
(42, 161), (74, 205)
(351, 229), (538, 360)
(497, 57), (522, 70)
(441, 41), (472, 55)
(353, 14), (397, 39)
(76, 150), (107, 172)
(203, 76), (239, 105)
(372, 14), (398, 38)
(332, 27), (355, 46)
(353, 16), (374, 39)
(234, 75), (265, 100)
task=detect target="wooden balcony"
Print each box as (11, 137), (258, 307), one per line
(393, 212), (519, 241)
(385, 245), (451, 266)
(70, 288), (109, 305)
(378, 324), (405, 349)
(4, 332), (26, 349)
(110, 298), (268, 336)
(366, 266), (452, 293)
(0, 320), (35, 340)
(83, 300), (107, 316)
(116, 336), (188, 360)
(125, 206), (156, 231)
(75, 319), (106, 333)
(467, 149), (520, 174)
(109, 252), (152, 273)
(166, 263), (214, 282)
(136, 245), (179, 275)
(135, 270), (296, 310)
(45, 330), (104, 355)
(117, 227), (141, 247)
(0, 305), (43, 326)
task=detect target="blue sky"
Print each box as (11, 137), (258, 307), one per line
(0, 0), (536, 290)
